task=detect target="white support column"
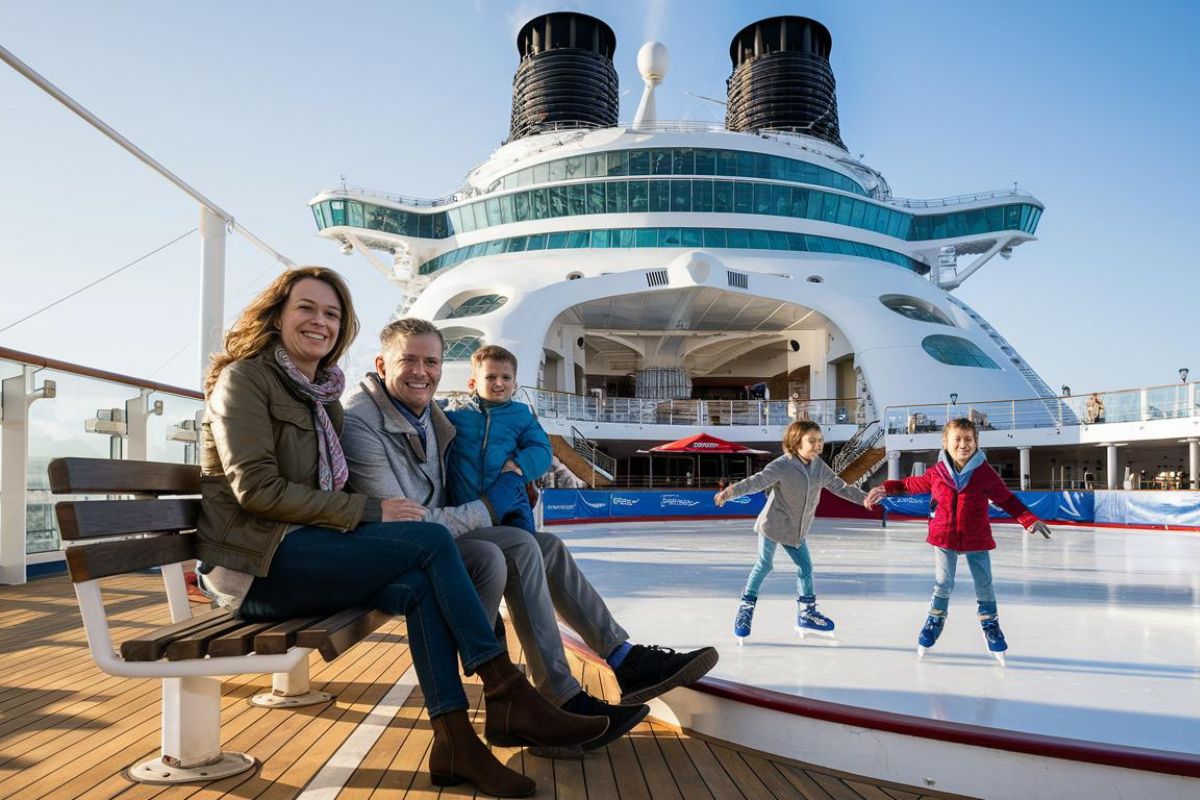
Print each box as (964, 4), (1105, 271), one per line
(1188, 439), (1199, 491)
(251, 649), (333, 708)
(1019, 447), (1031, 491)
(1106, 444), (1119, 490)
(1, 368), (55, 585)
(200, 206), (227, 389)
(887, 450), (901, 481)
(124, 388), (163, 462)
(126, 676), (254, 782)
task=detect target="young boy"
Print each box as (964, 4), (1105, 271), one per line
(865, 418), (1051, 664)
(444, 345), (551, 533)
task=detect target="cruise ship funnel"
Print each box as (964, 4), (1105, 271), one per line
(725, 16), (847, 149)
(510, 13), (619, 141)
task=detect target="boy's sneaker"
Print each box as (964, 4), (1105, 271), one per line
(980, 615), (1008, 666)
(614, 644), (719, 705)
(528, 692), (650, 758)
(795, 595), (836, 639)
(917, 612), (946, 659)
(733, 594), (757, 644)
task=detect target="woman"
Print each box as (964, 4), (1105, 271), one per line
(195, 267), (604, 797)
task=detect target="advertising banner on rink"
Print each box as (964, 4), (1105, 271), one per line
(543, 489), (764, 522)
(881, 491), (1094, 523)
(1094, 491), (1200, 528)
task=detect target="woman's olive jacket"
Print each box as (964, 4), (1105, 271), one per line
(195, 353), (367, 576)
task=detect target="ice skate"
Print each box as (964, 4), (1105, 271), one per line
(733, 594), (756, 646)
(980, 616), (1007, 666)
(794, 595), (837, 641)
(916, 612), (945, 660)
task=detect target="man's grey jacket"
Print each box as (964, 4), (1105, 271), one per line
(340, 372), (492, 536)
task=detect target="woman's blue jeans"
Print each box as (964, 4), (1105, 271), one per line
(239, 521), (504, 717)
(931, 546), (997, 617)
(743, 535), (815, 598)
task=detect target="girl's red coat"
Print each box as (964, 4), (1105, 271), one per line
(884, 461), (1037, 551)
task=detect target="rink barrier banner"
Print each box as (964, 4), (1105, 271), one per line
(543, 489), (882, 523)
(545, 489), (1200, 528)
(1093, 490), (1200, 528)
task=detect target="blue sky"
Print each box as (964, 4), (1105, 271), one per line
(1, 0), (1197, 395)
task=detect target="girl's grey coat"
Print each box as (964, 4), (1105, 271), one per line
(725, 454), (866, 546)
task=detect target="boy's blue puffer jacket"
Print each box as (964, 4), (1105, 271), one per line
(444, 395), (552, 504)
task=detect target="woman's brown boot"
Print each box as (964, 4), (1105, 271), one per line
(429, 711), (534, 798)
(474, 653), (608, 748)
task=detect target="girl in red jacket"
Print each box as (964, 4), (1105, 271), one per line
(865, 418), (1051, 664)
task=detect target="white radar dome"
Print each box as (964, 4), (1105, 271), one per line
(638, 41), (669, 83)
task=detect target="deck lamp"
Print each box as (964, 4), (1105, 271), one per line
(949, 393), (958, 405)
(1061, 385), (1070, 396)
(1181, 368), (1189, 383)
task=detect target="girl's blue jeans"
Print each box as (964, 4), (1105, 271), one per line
(931, 546), (998, 617)
(743, 534), (815, 598)
(239, 521), (504, 717)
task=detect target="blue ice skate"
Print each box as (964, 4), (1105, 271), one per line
(733, 594), (757, 645)
(917, 612), (945, 660)
(980, 615), (1008, 666)
(795, 595), (836, 640)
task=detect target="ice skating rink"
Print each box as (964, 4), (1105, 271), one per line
(552, 517), (1200, 756)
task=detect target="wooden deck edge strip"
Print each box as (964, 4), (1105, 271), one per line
(557, 629), (1200, 780)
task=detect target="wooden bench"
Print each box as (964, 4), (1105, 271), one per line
(48, 457), (388, 784)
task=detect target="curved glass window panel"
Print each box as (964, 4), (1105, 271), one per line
(444, 335), (483, 361)
(416, 227), (920, 275)
(713, 181), (734, 213)
(564, 156), (584, 180)
(921, 335), (999, 369)
(606, 150), (628, 176)
(694, 149), (716, 175)
(531, 188), (548, 220)
(628, 150), (650, 175)
(449, 294), (509, 318)
(671, 180), (691, 212)
(881, 295), (954, 325)
(567, 184), (585, 215)
(549, 186), (568, 217)
(651, 150), (672, 175)
(587, 182), (606, 214)
(605, 181), (627, 213)
(672, 149), (694, 175)
(585, 152), (606, 178)
(649, 180), (671, 212)
(716, 150), (738, 176)
(693, 179), (713, 212)
(628, 180), (648, 212)
(548, 159), (566, 181)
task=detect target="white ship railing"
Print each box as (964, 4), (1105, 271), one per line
(885, 382), (1200, 435)
(523, 388), (856, 428)
(887, 189), (1038, 210)
(0, 347), (204, 584)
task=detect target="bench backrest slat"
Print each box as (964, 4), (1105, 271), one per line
(48, 457), (200, 495)
(65, 534), (197, 583)
(56, 498), (200, 540)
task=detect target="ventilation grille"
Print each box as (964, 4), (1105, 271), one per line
(646, 269), (669, 287)
(727, 270), (749, 289)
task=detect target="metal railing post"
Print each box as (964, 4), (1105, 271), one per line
(0, 367), (56, 585)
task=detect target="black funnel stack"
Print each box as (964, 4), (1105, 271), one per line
(725, 16), (846, 149)
(509, 13), (619, 141)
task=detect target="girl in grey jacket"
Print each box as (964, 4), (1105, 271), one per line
(715, 421), (870, 643)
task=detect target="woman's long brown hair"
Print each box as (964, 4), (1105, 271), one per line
(204, 267), (360, 396)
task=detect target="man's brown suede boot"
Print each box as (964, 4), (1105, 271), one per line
(429, 711), (535, 797)
(474, 653), (608, 748)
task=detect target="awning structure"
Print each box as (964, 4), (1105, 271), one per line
(637, 432), (770, 455)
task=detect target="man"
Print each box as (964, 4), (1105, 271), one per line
(341, 318), (719, 756)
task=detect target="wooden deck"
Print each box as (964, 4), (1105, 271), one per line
(0, 572), (972, 800)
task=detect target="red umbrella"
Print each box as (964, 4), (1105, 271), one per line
(638, 433), (770, 455)
(637, 434), (770, 488)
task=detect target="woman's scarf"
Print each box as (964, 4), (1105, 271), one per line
(274, 347), (348, 491)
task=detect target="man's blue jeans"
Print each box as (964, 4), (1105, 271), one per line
(931, 546), (997, 617)
(239, 521), (504, 717)
(743, 535), (816, 598)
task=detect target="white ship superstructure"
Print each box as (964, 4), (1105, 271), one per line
(310, 14), (1049, 464)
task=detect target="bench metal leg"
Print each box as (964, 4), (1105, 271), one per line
(251, 649), (333, 708)
(126, 676), (255, 784)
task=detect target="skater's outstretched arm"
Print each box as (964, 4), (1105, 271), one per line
(715, 457), (786, 506)
(979, 463), (1051, 537)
